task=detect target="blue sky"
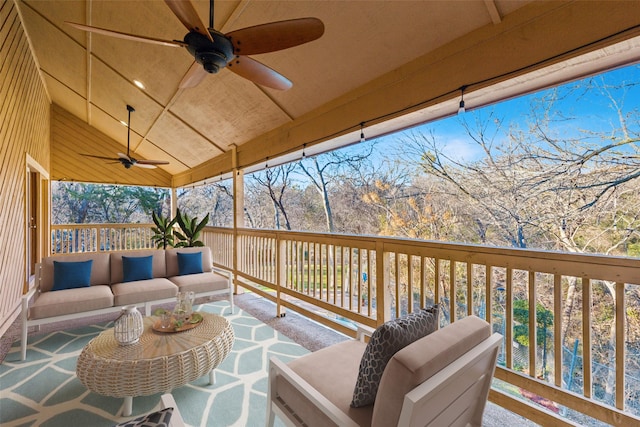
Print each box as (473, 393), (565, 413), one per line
(369, 63), (640, 165)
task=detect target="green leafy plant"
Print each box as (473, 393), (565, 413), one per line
(174, 208), (210, 247)
(150, 211), (177, 249)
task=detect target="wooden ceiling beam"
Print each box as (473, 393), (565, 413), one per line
(484, 0), (502, 25)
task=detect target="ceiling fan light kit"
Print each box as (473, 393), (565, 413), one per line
(185, 30), (234, 74)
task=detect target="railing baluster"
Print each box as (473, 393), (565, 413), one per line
(615, 281), (625, 410)
(529, 271), (536, 378)
(420, 256), (426, 310)
(506, 267), (513, 369)
(583, 277), (592, 398)
(467, 262), (473, 317)
(408, 255), (414, 314)
(434, 258), (440, 323)
(395, 252), (400, 319)
(450, 260), (456, 323)
(485, 265), (492, 324)
(554, 274), (562, 388)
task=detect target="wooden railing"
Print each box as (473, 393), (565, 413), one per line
(50, 224), (156, 254)
(48, 224), (640, 426)
(203, 226), (640, 427)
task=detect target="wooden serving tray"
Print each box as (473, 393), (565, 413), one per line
(152, 313), (204, 333)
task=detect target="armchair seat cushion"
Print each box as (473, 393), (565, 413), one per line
(30, 285), (114, 319)
(277, 340), (372, 427)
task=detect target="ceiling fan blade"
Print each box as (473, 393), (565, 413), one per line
(133, 163), (158, 169)
(227, 56), (292, 90)
(66, 22), (186, 48)
(179, 61), (208, 88)
(81, 154), (120, 161)
(226, 18), (324, 55)
(117, 153), (131, 161)
(164, 0), (213, 42)
(137, 159), (170, 165)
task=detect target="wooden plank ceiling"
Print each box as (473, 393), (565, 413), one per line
(15, 0), (640, 187)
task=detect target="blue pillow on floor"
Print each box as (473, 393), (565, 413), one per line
(122, 255), (154, 282)
(177, 252), (203, 275)
(52, 260), (93, 291)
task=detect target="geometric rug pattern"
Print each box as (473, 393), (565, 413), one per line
(0, 301), (307, 426)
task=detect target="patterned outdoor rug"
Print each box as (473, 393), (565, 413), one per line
(0, 301), (305, 426)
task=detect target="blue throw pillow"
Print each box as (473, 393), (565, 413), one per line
(177, 252), (203, 276)
(122, 255), (154, 283)
(52, 260), (93, 291)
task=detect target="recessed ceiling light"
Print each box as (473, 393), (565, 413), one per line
(133, 79), (145, 89)
(120, 120), (128, 126)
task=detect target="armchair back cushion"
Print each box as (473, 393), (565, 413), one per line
(371, 315), (491, 427)
(110, 250), (166, 284)
(40, 253), (111, 292)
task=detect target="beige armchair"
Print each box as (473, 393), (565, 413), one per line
(266, 315), (501, 427)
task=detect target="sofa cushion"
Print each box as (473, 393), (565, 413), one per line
(30, 285), (114, 319)
(279, 340), (373, 427)
(122, 255), (154, 283)
(111, 278), (178, 306)
(111, 250), (166, 284)
(166, 247), (212, 277)
(41, 253), (111, 292)
(371, 315), (491, 427)
(52, 260), (93, 291)
(351, 304), (439, 407)
(177, 252), (203, 275)
(168, 271), (228, 294)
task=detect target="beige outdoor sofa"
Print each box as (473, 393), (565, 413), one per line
(267, 315), (501, 427)
(20, 247), (233, 360)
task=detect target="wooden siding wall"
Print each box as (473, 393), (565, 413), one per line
(51, 104), (172, 187)
(0, 0), (50, 336)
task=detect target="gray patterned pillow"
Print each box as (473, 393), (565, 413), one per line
(351, 304), (439, 407)
(113, 407), (173, 427)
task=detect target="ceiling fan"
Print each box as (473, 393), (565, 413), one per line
(82, 105), (170, 169)
(66, 0), (324, 90)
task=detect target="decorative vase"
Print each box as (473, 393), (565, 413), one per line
(114, 305), (144, 345)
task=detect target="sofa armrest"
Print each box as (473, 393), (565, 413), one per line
(268, 357), (359, 427)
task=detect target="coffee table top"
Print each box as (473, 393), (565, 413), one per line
(76, 312), (234, 398)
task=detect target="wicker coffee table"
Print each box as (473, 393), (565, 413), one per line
(76, 312), (234, 416)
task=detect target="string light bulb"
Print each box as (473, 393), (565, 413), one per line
(360, 122), (366, 143)
(458, 85), (467, 115)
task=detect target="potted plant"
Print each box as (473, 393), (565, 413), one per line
(150, 211), (177, 249)
(174, 208), (210, 247)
